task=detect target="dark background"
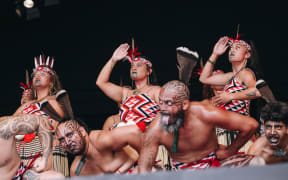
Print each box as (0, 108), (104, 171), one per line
(1, 0), (287, 129)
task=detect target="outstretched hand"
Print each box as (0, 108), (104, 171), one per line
(212, 36), (229, 56)
(111, 43), (130, 62)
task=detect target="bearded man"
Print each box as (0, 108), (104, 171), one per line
(139, 80), (258, 172)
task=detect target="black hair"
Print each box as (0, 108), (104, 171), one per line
(58, 117), (91, 134)
(131, 55), (159, 88)
(260, 101), (288, 126)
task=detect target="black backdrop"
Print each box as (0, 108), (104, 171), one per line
(1, 1), (288, 130)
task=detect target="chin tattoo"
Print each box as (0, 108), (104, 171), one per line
(160, 112), (184, 133)
(274, 149), (287, 157)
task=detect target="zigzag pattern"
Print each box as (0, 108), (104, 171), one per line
(219, 78), (250, 116)
(119, 94), (159, 124)
(172, 152), (220, 170)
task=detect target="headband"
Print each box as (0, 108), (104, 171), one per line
(126, 47), (152, 68)
(228, 37), (251, 51)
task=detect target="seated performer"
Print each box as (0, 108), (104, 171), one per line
(248, 101), (288, 164)
(0, 114), (64, 180)
(56, 119), (142, 176)
(139, 80), (258, 172)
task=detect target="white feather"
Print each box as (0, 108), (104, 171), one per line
(176, 47), (199, 59)
(50, 58), (54, 68)
(46, 56), (50, 66)
(34, 57), (38, 68)
(39, 54), (42, 65)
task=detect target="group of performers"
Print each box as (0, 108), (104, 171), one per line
(0, 35), (288, 180)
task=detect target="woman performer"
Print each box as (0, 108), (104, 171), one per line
(97, 43), (172, 171)
(15, 54), (73, 176)
(96, 43), (160, 132)
(199, 36), (262, 152)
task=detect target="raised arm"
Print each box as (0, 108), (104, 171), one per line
(198, 103), (258, 159)
(199, 36), (232, 85)
(96, 43), (130, 103)
(0, 114), (53, 171)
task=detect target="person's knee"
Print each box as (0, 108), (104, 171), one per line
(39, 171), (65, 180)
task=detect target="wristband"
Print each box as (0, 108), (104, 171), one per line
(207, 59), (215, 65)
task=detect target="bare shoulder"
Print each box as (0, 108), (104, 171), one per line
(89, 130), (101, 144)
(248, 136), (268, 155)
(239, 68), (256, 82)
(188, 101), (212, 113)
(253, 136), (268, 146)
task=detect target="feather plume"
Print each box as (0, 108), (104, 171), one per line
(176, 47), (199, 85)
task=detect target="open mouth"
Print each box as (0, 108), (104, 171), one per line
(161, 113), (170, 125)
(268, 135), (279, 144)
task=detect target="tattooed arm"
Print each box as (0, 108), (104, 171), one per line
(139, 116), (161, 173)
(0, 114), (53, 171)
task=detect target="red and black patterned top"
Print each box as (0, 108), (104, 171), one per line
(218, 77), (250, 116)
(119, 94), (160, 132)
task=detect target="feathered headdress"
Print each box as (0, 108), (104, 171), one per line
(20, 69), (32, 93)
(176, 47), (199, 85)
(33, 54), (55, 75)
(228, 24), (251, 51)
(125, 38), (152, 68)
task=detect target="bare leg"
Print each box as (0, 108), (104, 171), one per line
(23, 169), (64, 180)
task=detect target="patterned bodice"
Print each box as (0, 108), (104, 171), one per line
(218, 77), (250, 116)
(119, 93), (160, 131)
(22, 102), (53, 127)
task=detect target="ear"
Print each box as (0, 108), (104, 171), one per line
(78, 126), (87, 137)
(182, 100), (189, 111)
(147, 68), (152, 75)
(245, 51), (251, 59)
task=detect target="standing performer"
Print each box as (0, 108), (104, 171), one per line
(96, 42), (161, 132)
(199, 35), (262, 151)
(15, 54), (73, 176)
(96, 41), (170, 170)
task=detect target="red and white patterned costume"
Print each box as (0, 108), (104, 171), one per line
(171, 152), (221, 170)
(22, 102), (52, 123)
(218, 76), (250, 116)
(119, 94), (159, 132)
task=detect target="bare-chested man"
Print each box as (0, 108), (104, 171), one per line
(0, 114), (64, 180)
(248, 101), (288, 164)
(139, 80), (258, 172)
(56, 119), (142, 176)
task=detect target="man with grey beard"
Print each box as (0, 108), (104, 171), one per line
(248, 102), (288, 164)
(139, 80), (259, 172)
